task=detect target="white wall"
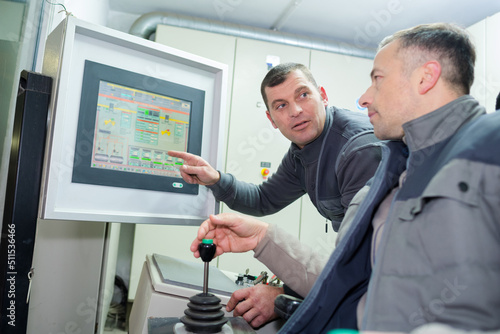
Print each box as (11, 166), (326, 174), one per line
(107, 10), (140, 34)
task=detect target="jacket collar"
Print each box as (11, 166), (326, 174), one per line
(402, 95), (484, 153)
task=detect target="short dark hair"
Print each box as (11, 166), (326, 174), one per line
(380, 23), (475, 95)
(260, 63), (318, 109)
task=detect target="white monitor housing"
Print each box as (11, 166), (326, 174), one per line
(40, 16), (227, 225)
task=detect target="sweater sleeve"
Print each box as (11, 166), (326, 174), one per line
(253, 224), (329, 297)
(206, 151), (306, 216)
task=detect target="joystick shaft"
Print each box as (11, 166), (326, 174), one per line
(198, 239), (216, 295)
(203, 262), (209, 294)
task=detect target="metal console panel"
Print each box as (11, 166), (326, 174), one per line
(129, 255), (283, 334)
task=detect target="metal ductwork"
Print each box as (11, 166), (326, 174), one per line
(129, 11), (376, 59)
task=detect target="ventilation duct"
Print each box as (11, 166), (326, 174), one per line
(129, 11), (376, 59)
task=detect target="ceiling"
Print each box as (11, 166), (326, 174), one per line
(110, 0), (500, 51)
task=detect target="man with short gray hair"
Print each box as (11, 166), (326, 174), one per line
(283, 22), (500, 333)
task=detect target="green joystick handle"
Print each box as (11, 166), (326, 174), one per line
(198, 239), (216, 262)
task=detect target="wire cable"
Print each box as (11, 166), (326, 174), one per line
(44, 0), (73, 16)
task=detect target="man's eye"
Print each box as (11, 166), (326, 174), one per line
(276, 103), (286, 110)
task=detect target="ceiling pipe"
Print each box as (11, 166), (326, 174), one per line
(129, 11), (376, 59)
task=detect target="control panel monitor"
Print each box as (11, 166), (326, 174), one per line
(72, 60), (204, 195)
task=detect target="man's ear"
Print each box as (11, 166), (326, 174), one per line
(266, 110), (278, 129)
(418, 61), (441, 94)
(319, 86), (329, 106)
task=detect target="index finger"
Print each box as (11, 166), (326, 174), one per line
(167, 150), (194, 161)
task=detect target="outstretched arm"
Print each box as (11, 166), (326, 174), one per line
(168, 150), (220, 186)
(190, 213), (269, 259)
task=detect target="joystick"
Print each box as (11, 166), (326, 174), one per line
(179, 239), (228, 333)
